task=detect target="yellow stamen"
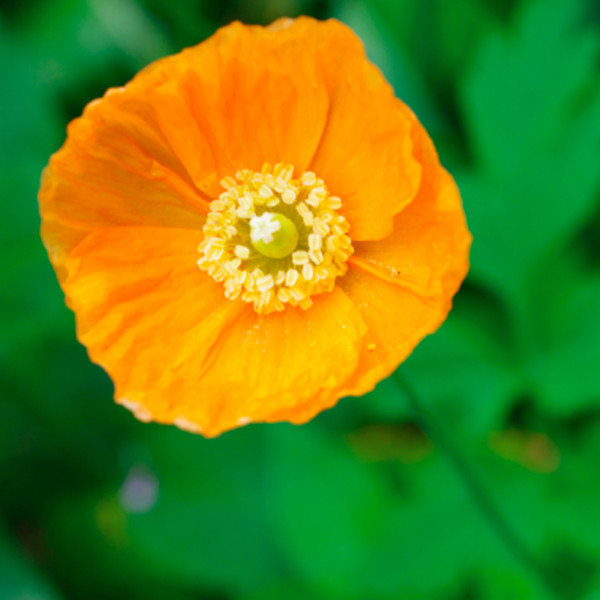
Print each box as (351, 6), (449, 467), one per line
(197, 163), (353, 314)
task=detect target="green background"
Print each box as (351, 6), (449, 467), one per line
(1, 0), (600, 598)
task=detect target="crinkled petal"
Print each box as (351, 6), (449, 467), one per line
(150, 287), (367, 437)
(148, 18), (330, 196)
(335, 269), (454, 399)
(62, 227), (367, 436)
(149, 17), (421, 241)
(40, 77), (209, 280)
(335, 120), (471, 397)
(304, 19), (423, 241)
(349, 118), (471, 298)
(62, 227), (244, 423)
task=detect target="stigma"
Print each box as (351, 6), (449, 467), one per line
(250, 212), (299, 259)
(250, 212), (282, 245)
(197, 163), (353, 314)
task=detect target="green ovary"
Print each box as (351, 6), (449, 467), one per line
(251, 213), (299, 259)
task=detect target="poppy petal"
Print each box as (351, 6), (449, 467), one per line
(336, 267), (455, 398)
(148, 19), (330, 195)
(40, 83), (209, 279)
(62, 227), (367, 436)
(149, 287), (367, 437)
(61, 227), (244, 422)
(336, 120), (471, 395)
(149, 17), (421, 241)
(306, 20), (423, 242)
(349, 118), (471, 298)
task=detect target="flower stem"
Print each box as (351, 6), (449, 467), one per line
(393, 370), (565, 600)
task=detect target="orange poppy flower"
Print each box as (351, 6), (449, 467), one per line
(39, 17), (471, 437)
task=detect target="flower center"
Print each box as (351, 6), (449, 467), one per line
(197, 163), (353, 314)
(250, 212), (299, 259)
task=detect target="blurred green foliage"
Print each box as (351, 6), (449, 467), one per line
(1, 0), (600, 598)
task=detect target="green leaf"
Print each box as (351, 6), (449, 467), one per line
(123, 426), (281, 595)
(435, 0), (503, 86)
(459, 0), (600, 299)
(20, 0), (171, 81)
(267, 425), (393, 599)
(333, 0), (446, 133)
(266, 424), (560, 599)
(0, 527), (63, 600)
(531, 269), (600, 415)
(44, 425), (282, 598)
(403, 292), (523, 440)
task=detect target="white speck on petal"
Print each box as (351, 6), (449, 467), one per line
(174, 416), (203, 434)
(118, 398), (152, 423)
